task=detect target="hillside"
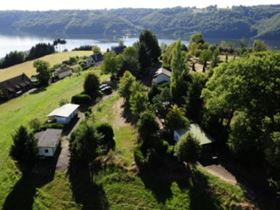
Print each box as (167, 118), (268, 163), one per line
(0, 51), (92, 82)
(0, 5), (280, 39)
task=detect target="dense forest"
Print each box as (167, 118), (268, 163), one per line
(0, 5), (280, 39)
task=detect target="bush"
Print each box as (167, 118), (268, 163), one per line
(41, 122), (64, 130)
(71, 93), (92, 105)
(134, 145), (146, 169)
(96, 123), (115, 152)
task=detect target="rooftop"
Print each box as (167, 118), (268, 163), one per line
(175, 123), (214, 145)
(48, 103), (79, 118)
(155, 67), (171, 77)
(35, 129), (62, 148)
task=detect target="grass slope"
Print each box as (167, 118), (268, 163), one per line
(0, 51), (92, 82)
(0, 68), (108, 209)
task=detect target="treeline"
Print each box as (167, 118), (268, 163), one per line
(0, 43), (55, 69)
(0, 5), (280, 39)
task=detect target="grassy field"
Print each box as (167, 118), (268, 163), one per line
(0, 51), (92, 82)
(0, 67), (109, 209)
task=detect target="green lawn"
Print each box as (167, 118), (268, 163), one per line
(0, 68), (108, 208)
(0, 51), (92, 82)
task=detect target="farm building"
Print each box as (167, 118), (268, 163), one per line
(0, 73), (32, 100)
(48, 103), (79, 124)
(53, 65), (73, 80)
(153, 67), (171, 84)
(35, 129), (62, 157)
(80, 53), (103, 69)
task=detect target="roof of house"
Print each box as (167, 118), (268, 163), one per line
(90, 53), (103, 63)
(0, 74), (32, 93)
(175, 123), (214, 145)
(154, 67), (171, 77)
(48, 103), (79, 118)
(35, 129), (62, 148)
(54, 65), (73, 74)
(111, 45), (126, 54)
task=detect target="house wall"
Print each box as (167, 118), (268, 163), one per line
(154, 74), (170, 84)
(53, 109), (78, 124)
(38, 147), (56, 157)
(58, 71), (72, 79)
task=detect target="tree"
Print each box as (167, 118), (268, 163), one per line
(102, 51), (120, 76)
(139, 30), (161, 63)
(27, 43), (55, 60)
(84, 73), (100, 99)
(92, 45), (101, 54)
(211, 49), (220, 68)
(138, 111), (159, 141)
(29, 118), (41, 131)
(10, 126), (37, 169)
(199, 49), (212, 72)
(129, 90), (149, 121)
(96, 123), (115, 152)
(190, 33), (205, 45)
(70, 121), (101, 167)
(118, 46), (140, 77)
(165, 105), (190, 131)
(33, 60), (51, 87)
(0, 51), (25, 68)
(170, 40), (189, 102)
(118, 71), (136, 102)
(137, 42), (152, 70)
(175, 132), (201, 164)
(253, 40), (268, 52)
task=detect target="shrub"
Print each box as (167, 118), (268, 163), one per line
(71, 93), (92, 105)
(96, 123), (115, 152)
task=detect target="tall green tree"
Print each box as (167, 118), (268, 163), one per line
(118, 71), (136, 102)
(84, 73), (100, 99)
(102, 51), (120, 76)
(137, 42), (152, 70)
(10, 126), (38, 169)
(70, 121), (101, 167)
(33, 60), (51, 87)
(139, 30), (161, 63)
(118, 46), (140, 77)
(165, 105), (190, 131)
(253, 40), (268, 52)
(199, 49), (212, 72)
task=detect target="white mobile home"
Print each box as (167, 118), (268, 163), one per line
(48, 103), (79, 124)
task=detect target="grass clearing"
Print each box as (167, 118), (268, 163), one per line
(0, 51), (92, 82)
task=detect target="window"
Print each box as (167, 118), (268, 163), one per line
(45, 149), (49, 153)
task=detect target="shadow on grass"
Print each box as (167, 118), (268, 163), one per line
(138, 157), (190, 203)
(3, 149), (59, 210)
(68, 161), (109, 210)
(189, 168), (222, 210)
(121, 101), (136, 125)
(29, 87), (47, 95)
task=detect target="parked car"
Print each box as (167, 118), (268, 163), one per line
(99, 83), (112, 95)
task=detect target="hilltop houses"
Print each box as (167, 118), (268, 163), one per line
(48, 103), (79, 125)
(0, 73), (32, 100)
(111, 45), (126, 55)
(80, 53), (103, 69)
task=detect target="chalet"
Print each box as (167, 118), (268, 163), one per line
(48, 103), (79, 125)
(53, 65), (73, 80)
(0, 74), (32, 100)
(153, 67), (171, 84)
(111, 45), (126, 55)
(35, 129), (62, 157)
(174, 124), (214, 147)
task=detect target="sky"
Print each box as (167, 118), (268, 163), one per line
(0, 0), (279, 10)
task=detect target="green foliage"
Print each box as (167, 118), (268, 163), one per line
(138, 111), (159, 141)
(137, 42), (152, 70)
(118, 46), (140, 77)
(10, 126), (37, 169)
(199, 49), (212, 72)
(27, 43), (55, 60)
(165, 105), (190, 131)
(0, 51), (25, 69)
(71, 93), (92, 105)
(175, 132), (201, 163)
(96, 123), (115, 152)
(190, 33), (205, 44)
(139, 30), (161, 63)
(161, 42), (176, 69)
(70, 121), (101, 165)
(102, 51), (120, 76)
(33, 60), (51, 87)
(28, 118), (41, 131)
(118, 71), (136, 101)
(92, 45), (101, 54)
(83, 73), (100, 99)
(253, 39), (268, 52)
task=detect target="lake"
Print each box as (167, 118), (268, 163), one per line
(0, 35), (188, 58)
